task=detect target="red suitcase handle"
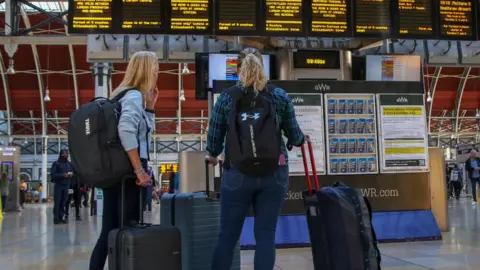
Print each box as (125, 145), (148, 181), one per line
(300, 135), (319, 197)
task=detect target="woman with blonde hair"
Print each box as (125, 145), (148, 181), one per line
(89, 51), (159, 270)
(206, 48), (304, 269)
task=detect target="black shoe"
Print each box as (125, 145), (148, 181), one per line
(61, 219), (68, 224)
(54, 220), (61, 225)
(76, 216), (81, 221)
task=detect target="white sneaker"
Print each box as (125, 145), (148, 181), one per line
(473, 201), (477, 206)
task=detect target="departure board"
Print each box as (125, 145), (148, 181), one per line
(121, 0), (163, 32)
(264, 0), (305, 35)
(170, 0), (212, 33)
(216, 0), (257, 34)
(309, 0), (350, 36)
(397, 0), (433, 37)
(439, 0), (475, 39)
(68, 0), (113, 33)
(354, 0), (391, 36)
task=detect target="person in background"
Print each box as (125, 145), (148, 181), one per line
(0, 173), (9, 213)
(465, 150), (480, 205)
(206, 47), (304, 270)
(19, 177), (27, 209)
(144, 169), (154, 212)
(168, 172), (176, 194)
(35, 183), (43, 203)
(89, 51), (158, 270)
(51, 149), (74, 224)
(65, 173), (81, 221)
(449, 164), (463, 200)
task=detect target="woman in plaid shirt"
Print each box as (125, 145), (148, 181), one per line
(206, 48), (305, 270)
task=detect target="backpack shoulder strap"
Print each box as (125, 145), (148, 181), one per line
(224, 85), (244, 101)
(111, 88), (140, 102)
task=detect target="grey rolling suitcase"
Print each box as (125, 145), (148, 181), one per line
(161, 159), (240, 270)
(108, 176), (181, 270)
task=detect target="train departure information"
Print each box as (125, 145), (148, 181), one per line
(217, 0), (256, 32)
(310, 0), (349, 35)
(122, 0), (162, 30)
(70, 0), (113, 31)
(265, 0), (303, 33)
(170, 0), (210, 31)
(398, 0), (433, 36)
(355, 0), (391, 35)
(439, 0), (474, 38)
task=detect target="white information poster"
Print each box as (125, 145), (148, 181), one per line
(378, 94), (429, 172)
(287, 94), (325, 174)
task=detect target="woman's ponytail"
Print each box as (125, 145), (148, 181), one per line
(238, 48), (267, 91)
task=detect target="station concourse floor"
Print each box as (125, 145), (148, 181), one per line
(0, 199), (479, 270)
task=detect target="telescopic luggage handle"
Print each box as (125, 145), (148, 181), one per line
(301, 135), (320, 197)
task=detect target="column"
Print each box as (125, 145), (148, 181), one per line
(91, 62), (112, 216)
(41, 136), (48, 202)
(91, 62), (113, 98)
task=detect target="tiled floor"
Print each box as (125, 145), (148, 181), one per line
(1, 199), (480, 269)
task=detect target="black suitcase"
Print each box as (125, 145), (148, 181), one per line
(300, 136), (381, 270)
(108, 176), (181, 270)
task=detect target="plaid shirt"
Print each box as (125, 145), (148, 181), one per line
(206, 85), (304, 161)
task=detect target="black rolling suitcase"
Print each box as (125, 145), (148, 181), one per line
(300, 136), (381, 270)
(108, 176), (181, 270)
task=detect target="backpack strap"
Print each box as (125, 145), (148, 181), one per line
(363, 196), (382, 269)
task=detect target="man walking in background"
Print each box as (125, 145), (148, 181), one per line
(51, 149), (74, 224)
(465, 150), (480, 205)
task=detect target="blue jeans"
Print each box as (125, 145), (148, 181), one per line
(212, 166), (289, 270)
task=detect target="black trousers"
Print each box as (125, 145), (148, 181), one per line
(66, 186), (80, 217)
(451, 181), (462, 199)
(89, 178), (142, 270)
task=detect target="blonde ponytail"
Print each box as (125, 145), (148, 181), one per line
(237, 48), (267, 91)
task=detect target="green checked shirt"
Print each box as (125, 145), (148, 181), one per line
(206, 84), (305, 162)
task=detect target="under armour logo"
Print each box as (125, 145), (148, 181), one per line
(241, 113), (260, 121)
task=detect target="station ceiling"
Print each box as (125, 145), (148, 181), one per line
(1, 11), (480, 137)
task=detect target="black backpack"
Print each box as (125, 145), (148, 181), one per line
(68, 89), (139, 189)
(225, 84), (281, 177)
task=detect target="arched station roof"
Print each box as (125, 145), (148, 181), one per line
(1, 6), (480, 138)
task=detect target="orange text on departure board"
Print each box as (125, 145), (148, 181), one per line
(440, 0), (472, 36)
(265, 0), (303, 32)
(171, 0), (209, 30)
(311, 0), (348, 33)
(72, 0), (112, 29)
(398, 0), (432, 34)
(122, 0), (162, 29)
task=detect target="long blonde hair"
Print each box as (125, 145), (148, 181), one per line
(237, 48), (267, 91)
(111, 51), (159, 98)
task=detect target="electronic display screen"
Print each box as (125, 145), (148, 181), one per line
(309, 0), (351, 36)
(68, 0), (113, 33)
(264, 0), (305, 35)
(354, 0), (391, 37)
(121, 0), (164, 32)
(215, 0), (258, 34)
(396, 0), (434, 38)
(438, 0), (476, 39)
(293, 50), (341, 69)
(169, 0), (213, 33)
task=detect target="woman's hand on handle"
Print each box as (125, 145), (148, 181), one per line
(136, 170), (151, 187)
(205, 154), (218, 166)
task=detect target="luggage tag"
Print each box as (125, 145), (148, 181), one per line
(68, 189), (74, 194)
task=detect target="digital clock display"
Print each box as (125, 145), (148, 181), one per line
(293, 50), (341, 69)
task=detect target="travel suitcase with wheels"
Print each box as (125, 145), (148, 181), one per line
(300, 136), (381, 270)
(161, 159), (241, 270)
(108, 176), (181, 270)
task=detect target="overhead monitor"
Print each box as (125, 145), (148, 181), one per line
(395, 0), (435, 39)
(438, 0), (476, 40)
(215, 0), (260, 35)
(263, 0), (305, 35)
(308, 0), (352, 37)
(68, 0), (113, 33)
(208, 53), (271, 88)
(354, 0), (391, 37)
(169, 0), (213, 34)
(121, 0), (165, 33)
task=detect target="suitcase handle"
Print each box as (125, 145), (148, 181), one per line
(204, 159), (220, 201)
(120, 174), (147, 229)
(301, 135), (319, 196)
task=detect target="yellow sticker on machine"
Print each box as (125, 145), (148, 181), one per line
(385, 147), (425, 154)
(382, 106), (423, 116)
